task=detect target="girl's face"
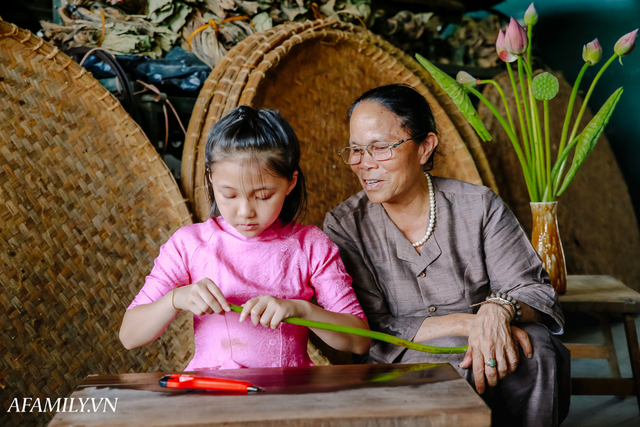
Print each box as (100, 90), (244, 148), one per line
(209, 157), (298, 238)
(349, 101), (437, 206)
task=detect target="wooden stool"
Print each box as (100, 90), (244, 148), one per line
(559, 275), (640, 410)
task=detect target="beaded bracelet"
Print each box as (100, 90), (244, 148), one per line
(486, 300), (514, 322)
(487, 292), (522, 322)
(470, 292), (522, 323)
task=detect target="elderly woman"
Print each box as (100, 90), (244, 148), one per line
(324, 84), (570, 427)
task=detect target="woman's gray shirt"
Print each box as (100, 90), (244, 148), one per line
(323, 176), (564, 364)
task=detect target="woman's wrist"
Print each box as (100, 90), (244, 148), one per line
(477, 302), (512, 323)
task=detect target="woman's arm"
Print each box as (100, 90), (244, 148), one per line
(412, 313), (475, 343)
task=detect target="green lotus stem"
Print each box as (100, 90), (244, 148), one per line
(518, 59), (535, 178)
(479, 79), (515, 134)
(507, 63), (532, 166)
(518, 60), (538, 199)
(557, 63), (589, 159)
(468, 87), (535, 201)
(553, 53), (618, 196)
(544, 100), (552, 201)
(228, 304), (468, 355)
(530, 79), (545, 197)
(520, 57), (544, 199)
(518, 57), (546, 201)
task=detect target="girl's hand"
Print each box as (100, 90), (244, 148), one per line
(458, 304), (532, 394)
(239, 296), (308, 329)
(173, 278), (230, 316)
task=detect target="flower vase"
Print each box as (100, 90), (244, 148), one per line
(530, 202), (567, 294)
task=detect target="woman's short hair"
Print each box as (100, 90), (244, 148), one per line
(204, 105), (307, 225)
(348, 84), (439, 170)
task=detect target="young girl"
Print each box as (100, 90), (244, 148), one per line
(119, 106), (370, 370)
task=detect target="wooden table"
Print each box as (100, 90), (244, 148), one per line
(559, 275), (640, 409)
(48, 363), (490, 427)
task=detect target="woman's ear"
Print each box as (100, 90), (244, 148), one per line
(286, 171), (299, 195)
(418, 133), (439, 165)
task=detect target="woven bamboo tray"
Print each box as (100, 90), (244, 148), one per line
(0, 21), (194, 426)
(181, 19), (494, 225)
(478, 71), (640, 293)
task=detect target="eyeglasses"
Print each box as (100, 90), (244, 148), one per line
(337, 133), (428, 165)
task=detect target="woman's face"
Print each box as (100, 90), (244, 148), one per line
(348, 101), (437, 205)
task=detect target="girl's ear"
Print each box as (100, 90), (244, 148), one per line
(418, 133), (439, 166)
(286, 171), (299, 195)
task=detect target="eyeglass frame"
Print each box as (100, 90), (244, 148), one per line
(337, 132), (430, 165)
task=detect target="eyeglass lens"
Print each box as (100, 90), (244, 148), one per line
(340, 143), (392, 164)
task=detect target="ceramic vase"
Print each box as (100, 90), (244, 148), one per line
(530, 202), (567, 294)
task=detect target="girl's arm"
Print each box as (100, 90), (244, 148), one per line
(239, 296), (371, 355)
(120, 292), (180, 349)
(120, 278), (229, 349)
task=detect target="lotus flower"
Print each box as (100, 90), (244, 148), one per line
(582, 39), (602, 65)
(456, 71), (478, 88)
(614, 29), (638, 57)
(505, 17), (528, 55)
(497, 30), (518, 63)
(524, 3), (538, 26)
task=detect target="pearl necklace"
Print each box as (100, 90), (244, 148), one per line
(411, 172), (435, 247)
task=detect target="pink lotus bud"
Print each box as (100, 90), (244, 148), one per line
(496, 29), (518, 63)
(524, 3), (538, 26)
(456, 71), (478, 87)
(614, 29), (637, 57)
(582, 39), (602, 65)
(505, 17), (528, 55)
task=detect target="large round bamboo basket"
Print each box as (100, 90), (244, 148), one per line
(0, 21), (194, 426)
(181, 19), (495, 225)
(478, 71), (640, 293)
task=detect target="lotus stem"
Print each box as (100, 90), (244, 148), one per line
(554, 53), (618, 196)
(544, 100), (552, 201)
(507, 63), (532, 166)
(468, 87), (535, 201)
(228, 304), (468, 355)
(479, 79), (516, 134)
(558, 63), (589, 158)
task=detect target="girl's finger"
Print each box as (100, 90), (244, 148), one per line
(195, 286), (223, 314)
(239, 298), (259, 322)
(269, 307), (286, 329)
(260, 304), (277, 328)
(204, 279), (230, 312)
(250, 298), (269, 326)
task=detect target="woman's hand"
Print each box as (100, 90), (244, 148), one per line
(173, 278), (231, 315)
(459, 304), (532, 394)
(239, 296), (308, 329)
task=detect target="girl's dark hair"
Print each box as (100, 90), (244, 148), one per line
(204, 105), (307, 226)
(347, 84), (439, 170)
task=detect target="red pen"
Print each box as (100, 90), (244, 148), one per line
(159, 374), (263, 392)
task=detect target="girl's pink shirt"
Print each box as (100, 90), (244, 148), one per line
(128, 217), (366, 371)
